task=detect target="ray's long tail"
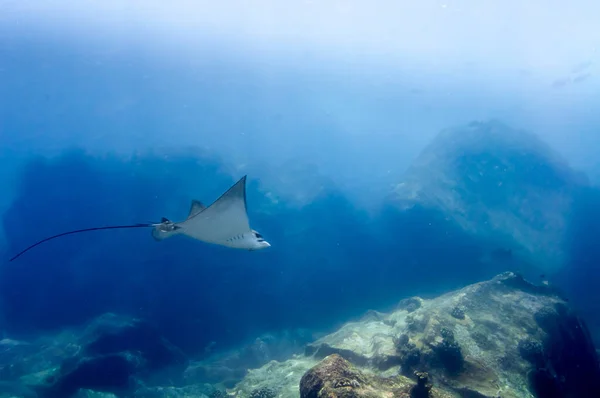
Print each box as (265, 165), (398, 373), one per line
(9, 223), (157, 262)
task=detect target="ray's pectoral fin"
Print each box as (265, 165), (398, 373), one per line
(177, 176), (251, 244)
(152, 217), (182, 241)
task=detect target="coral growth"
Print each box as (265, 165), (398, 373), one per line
(517, 339), (544, 366)
(249, 387), (276, 398)
(394, 334), (422, 375)
(398, 297), (422, 313)
(410, 371), (433, 398)
(450, 307), (465, 320)
(299, 354), (450, 398)
(434, 338), (464, 375)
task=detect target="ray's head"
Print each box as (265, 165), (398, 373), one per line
(151, 218), (180, 241)
(249, 230), (271, 250)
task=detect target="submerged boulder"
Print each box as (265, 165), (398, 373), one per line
(80, 313), (188, 376)
(34, 352), (141, 397)
(299, 354), (452, 398)
(385, 120), (588, 274)
(183, 329), (314, 388)
(14, 313), (189, 397)
(231, 272), (600, 398)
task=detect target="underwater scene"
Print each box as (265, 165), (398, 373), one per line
(1, 1), (600, 397)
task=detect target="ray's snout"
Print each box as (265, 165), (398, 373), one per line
(252, 230), (271, 249)
(259, 240), (271, 248)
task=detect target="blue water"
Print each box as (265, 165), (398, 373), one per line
(1, 0), (600, 381)
(0, 148), (510, 354)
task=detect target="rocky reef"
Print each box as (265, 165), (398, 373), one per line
(0, 272), (598, 397)
(183, 329), (314, 389)
(231, 272), (600, 398)
(0, 314), (312, 398)
(385, 120), (588, 274)
(0, 313), (188, 397)
(299, 354), (452, 398)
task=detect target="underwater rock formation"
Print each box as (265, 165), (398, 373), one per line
(183, 329), (314, 389)
(0, 314), (315, 397)
(299, 354), (452, 398)
(1, 273), (598, 397)
(35, 352), (141, 397)
(385, 120), (588, 274)
(80, 313), (188, 375)
(231, 272), (600, 398)
(3, 313), (188, 398)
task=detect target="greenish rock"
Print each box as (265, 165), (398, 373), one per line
(232, 272), (600, 398)
(3, 273), (598, 397)
(184, 330), (314, 389)
(230, 356), (319, 398)
(73, 390), (118, 398)
(299, 354), (453, 398)
(133, 385), (209, 397)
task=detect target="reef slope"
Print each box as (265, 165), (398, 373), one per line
(232, 272), (600, 398)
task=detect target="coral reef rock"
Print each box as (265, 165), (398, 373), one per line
(386, 120), (588, 273)
(299, 354), (453, 398)
(2, 313), (188, 397)
(184, 329), (314, 388)
(232, 272), (600, 398)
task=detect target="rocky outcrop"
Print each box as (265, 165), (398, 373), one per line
(1, 313), (188, 398)
(35, 352), (141, 397)
(231, 272), (600, 398)
(385, 120), (588, 273)
(229, 356), (319, 398)
(183, 329), (314, 389)
(0, 314), (314, 397)
(299, 354), (452, 398)
(1, 273), (598, 397)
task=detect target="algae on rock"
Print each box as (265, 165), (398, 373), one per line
(231, 272), (600, 398)
(299, 354), (454, 398)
